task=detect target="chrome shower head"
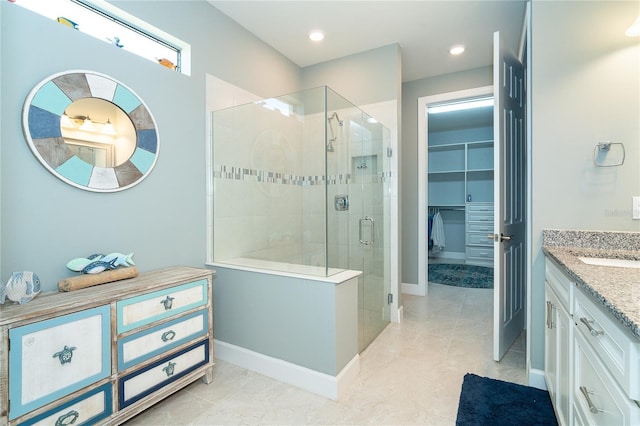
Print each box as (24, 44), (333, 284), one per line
(329, 112), (344, 126)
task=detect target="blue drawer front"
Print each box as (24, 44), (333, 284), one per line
(19, 382), (112, 426)
(117, 310), (208, 370)
(9, 306), (111, 420)
(118, 339), (209, 409)
(116, 279), (208, 333)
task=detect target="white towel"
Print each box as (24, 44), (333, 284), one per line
(431, 212), (446, 253)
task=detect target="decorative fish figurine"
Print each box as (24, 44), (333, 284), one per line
(107, 36), (124, 48)
(157, 58), (177, 70)
(101, 252), (135, 267)
(56, 17), (79, 30)
(0, 271), (41, 305)
(66, 257), (97, 272)
(81, 258), (118, 274)
(67, 252), (134, 272)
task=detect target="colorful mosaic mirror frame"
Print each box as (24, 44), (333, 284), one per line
(22, 70), (159, 192)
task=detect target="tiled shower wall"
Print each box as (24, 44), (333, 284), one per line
(212, 92), (391, 288)
(213, 102), (308, 264)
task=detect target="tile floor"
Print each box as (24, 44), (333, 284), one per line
(126, 283), (527, 425)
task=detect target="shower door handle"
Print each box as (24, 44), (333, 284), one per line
(359, 217), (374, 245)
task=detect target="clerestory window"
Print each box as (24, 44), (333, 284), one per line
(11, 0), (191, 75)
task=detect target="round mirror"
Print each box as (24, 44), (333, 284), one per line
(22, 70), (159, 192)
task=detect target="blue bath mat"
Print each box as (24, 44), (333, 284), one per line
(456, 373), (557, 425)
(428, 263), (493, 288)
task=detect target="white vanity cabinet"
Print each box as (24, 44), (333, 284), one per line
(0, 266), (214, 426)
(544, 259), (574, 426)
(572, 287), (640, 425)
(544, 256), (640, 426)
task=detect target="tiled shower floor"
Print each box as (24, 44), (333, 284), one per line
(125, 283), (526, 425)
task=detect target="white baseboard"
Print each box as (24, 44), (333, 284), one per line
(213, 339), (359, 400)
(528, 368), (547, 390)
(401, 282), (423, 295)
(393, 305), (403, 323)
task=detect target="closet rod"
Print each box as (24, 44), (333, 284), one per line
(429, 207), (465, 212)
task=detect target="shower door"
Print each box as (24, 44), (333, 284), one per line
(350, 111), (391, 352)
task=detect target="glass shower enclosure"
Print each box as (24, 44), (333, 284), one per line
(211, 86), (391, 351)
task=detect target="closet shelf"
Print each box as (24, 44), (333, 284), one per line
(467, 168), (494, 173)
(428, 170), (465, 175)
(428, 139), (493, 150)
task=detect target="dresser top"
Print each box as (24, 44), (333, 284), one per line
(0, 266), (214, 326)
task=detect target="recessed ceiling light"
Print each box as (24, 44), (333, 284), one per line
(309, 30), (325, 42)
(449, 44), (465, 55)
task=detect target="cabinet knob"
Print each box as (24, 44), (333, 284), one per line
(161, 330), (176, 342)
(56, 409), (80, 426)
(160, 295), (175, 310)
(162, 361), (177, 377)
(52, 345), (77, 365)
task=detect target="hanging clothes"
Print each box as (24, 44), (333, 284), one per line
(428, 212), (434, 250)
(430, 211), (446, 253)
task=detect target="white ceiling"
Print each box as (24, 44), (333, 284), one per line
(207, 0), (528, 82)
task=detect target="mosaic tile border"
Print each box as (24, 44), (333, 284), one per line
(213, 165), (391, 185)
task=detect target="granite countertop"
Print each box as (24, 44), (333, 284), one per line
(543, 230), (640, 341)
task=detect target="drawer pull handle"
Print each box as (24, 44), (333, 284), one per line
(162, 361), (176, 377)
(52, 345), (77, 365)
(160, 295), (175, 310)
(580, 317), (604, 337)
(546, 301), (554, 329)
(579, 386), (600, 414)
(161, 330), (176, 342)
(55, 409), (80, 426)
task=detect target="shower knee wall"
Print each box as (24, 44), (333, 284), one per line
(212, 264), (361, 398)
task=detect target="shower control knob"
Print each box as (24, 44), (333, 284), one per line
(335, 195), (349, 211)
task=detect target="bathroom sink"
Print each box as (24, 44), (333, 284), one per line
(578, 257), (640, 268)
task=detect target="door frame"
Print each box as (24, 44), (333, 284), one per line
(414, 85), (493, 297)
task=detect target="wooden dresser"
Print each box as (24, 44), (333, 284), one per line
(0, 266), (214, 425)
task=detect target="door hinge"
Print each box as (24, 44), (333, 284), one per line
(387, 147), (393, 157)
(387, 293), (393, 304)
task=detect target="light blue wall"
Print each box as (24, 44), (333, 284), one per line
(0, 1), (301, 291)
(1, 2), (402, 297)
(529, 0), (640, 371)
(302, 44), (402, 105)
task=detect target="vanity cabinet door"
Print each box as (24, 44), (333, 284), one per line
(544, 284), (559, 402)
(574, 331), (638, 426)
(544, 283), (572, 426)
(116, 279), (208, 333)
(8, 306), (111, 420)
